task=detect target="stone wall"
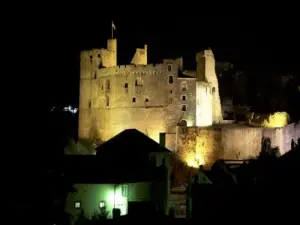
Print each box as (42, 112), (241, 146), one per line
(79, 60), (197, 143)
(176, 122), (300, 169)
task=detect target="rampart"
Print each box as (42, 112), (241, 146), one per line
(176, 122), (300, 169)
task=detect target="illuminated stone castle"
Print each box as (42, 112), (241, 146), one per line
(78, 38), (300, 169)
(78, 38), (222, 147)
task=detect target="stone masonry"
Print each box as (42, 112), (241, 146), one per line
(78, 38), (222, 147)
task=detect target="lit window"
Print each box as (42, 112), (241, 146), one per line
(75, 202), (81, 209)
(99, 201), (105, 208)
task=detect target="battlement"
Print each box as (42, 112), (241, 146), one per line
(96, 63), (178, 77)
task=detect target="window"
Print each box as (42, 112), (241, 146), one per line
(88, 100), (91, 108)
(132, 97), (136, 102)
(99, 201), (105, 208)
(106, 79), (110, 90)
(182, 104), (186, 111)
(181, 81), (187, 91)
(168, 65), (172, 71)
(145, 98), (149, 102)
(94, 71), (97, 79)
(97, 53), (100, 58)
(170, 90), (173, 93)
(212, 87), (215, 93)
(122, 185), (128, 197)
(182, 95), (186, 101)
(168, 76), (173, 84)
(124, 83), (128, 88)
(135, 77), (143, 86)
(89, 55), (93, 63)
(106, 96), (109, 107)
(75, 202), (81, 209)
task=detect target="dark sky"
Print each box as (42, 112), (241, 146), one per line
(27, 16), (299, 107)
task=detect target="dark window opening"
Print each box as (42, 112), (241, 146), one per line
(145, 98), (149, 102)
(182, 105), (186, 111)
(88, 101), (91, 108)
(170, 90), (173, 93)
(106, 79), (110, 90)
(182, 96), (186, 101)
(168, 65), (172, 71)
(124, 83), (128, 88)
(97, 54), (100, 58)
(132, 97), (136, 102)
(106, 96), (109, 107)
(168, 76), (173, 84)
(94, 72), (97, 79)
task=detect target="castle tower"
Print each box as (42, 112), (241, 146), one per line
(196, 50), (223, 124)
(107, 38), (117, 66)
(131, 44), (147, 65)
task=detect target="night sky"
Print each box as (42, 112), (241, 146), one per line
(25, 16), (300, 108)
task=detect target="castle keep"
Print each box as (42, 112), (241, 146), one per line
(79, 38), (222, 147)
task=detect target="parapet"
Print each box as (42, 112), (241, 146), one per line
(97, 63), (171, 77)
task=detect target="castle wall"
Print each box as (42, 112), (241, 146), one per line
(79, 61), (196, 145)
(176, 123), (300, 169)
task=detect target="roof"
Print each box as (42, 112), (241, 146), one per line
(96, 129), (171, 156)
(178, 70), (195, 79)
(62, 155), (167, 184)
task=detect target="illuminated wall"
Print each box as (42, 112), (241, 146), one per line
(248, 112), (290, 128)
(65, 182), (151, 223)
(196, 50), (223, 124)
(176, 122), (300, 169)
(196, 82), (212, 126)
(79, 51), (196, 146)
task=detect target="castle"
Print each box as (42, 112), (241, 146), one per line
(78, 38), (300, 169)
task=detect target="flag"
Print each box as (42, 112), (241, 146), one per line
(112, 21), (116, 30)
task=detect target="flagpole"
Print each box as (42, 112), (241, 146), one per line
(111, 21), (114, 39)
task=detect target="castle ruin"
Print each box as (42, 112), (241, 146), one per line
(78, 38), (300, 169)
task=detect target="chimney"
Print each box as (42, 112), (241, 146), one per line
(159, 133), (166, 147)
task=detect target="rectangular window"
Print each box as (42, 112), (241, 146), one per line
(181, 81), (187, 91)
(75, 202), (81, 209)
(182, 95), (186, 101)
(135, 77), (143, 86)
(168, 65), (172, 71)
(106, 96), (109, 106)
(182, 104), (187, 111)
(99, 201), (105, 208)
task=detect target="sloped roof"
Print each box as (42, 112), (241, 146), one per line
(62, 155), (167, 184)
(96, 129), (171, 156)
